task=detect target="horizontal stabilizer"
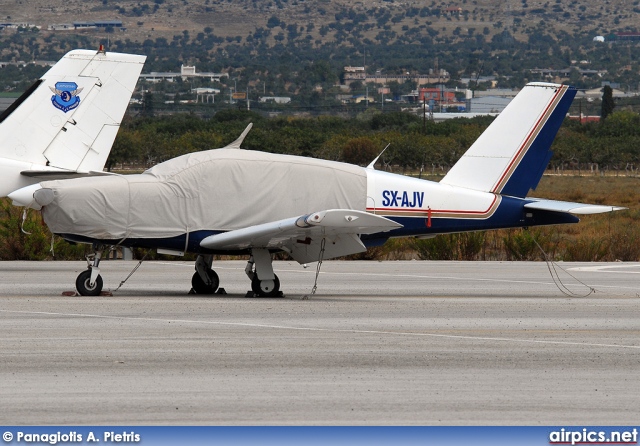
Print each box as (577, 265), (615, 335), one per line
(20, 169), (116, 180)
(200, 209), (402, 263)
(524, 199), (626, 215)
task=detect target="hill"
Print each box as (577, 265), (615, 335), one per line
(4, 0), (639, 45)
(2, 0), (640, 103)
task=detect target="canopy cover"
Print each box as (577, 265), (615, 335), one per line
(40, 148), (368, 240)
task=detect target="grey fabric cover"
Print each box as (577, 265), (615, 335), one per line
(40, 148), (368, 239)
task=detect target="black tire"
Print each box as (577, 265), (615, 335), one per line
(76, 269), (103, 296)
(251, 274), (280, 297)
(191, 269), (220, 295)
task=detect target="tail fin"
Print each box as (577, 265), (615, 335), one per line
(0, 49), (146, 173)
(440, 82), (576, 198)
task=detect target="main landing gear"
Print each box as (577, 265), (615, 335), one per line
(245, 249), (281, 297)
(191, 254), (220, 294)
(190, 249), (282, 297)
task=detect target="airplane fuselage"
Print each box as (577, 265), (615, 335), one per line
(0, 157), (39, 198)
(48, 155), (578, 255)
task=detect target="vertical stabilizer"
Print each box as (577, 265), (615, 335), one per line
(440, 82), (576, 198)
(0, 49), (146, 172)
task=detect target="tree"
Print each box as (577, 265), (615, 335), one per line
(142, 91), (155, 117)
(601, 85), (615, 120)
(342, 137), (378, 165)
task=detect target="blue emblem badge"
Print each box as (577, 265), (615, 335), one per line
(50, 82), (83, 113)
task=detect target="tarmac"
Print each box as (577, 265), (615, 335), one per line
(0, 260), (638, 425)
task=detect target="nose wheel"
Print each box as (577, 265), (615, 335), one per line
(76, 245), (105, 296)
(76, 269), (104, 296)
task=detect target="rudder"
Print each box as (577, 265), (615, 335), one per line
(440, 82), (576, 198)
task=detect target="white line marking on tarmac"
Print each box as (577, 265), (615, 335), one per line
(1, 309), (638, 350)
(568, 264), (640, 274)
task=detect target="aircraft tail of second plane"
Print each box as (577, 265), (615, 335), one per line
(0, 49), (146, 174)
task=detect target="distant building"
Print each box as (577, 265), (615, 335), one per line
(469, 96), (511, 113)
(444, 7), (463, 15)
(460, 76), (497, 87)
(418, 88), (456, 103)
(336, 94), (371, 104)
(343, 67), (450, 86)
(0, 22), (39, 29)
(473, 89), (518, 99)
(191, 88), (220, 103)
(73, 21), (123, 29)
(530, 67), (607, 79)
(613, 32), (640, 41)
(140, 65), (228, 83)
(259, 97), (291, 104)
(579, 87), (627, 99)
(48, 24), (74, 31)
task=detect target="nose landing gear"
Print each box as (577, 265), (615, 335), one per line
(76, 245), (105, 296)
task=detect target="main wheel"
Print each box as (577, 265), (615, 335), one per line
(76, 269), (103, 296)
(251, 274), (280, 297)
(191, 269), (220, 294)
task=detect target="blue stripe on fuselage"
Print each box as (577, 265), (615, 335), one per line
(362, 196), (579, 245)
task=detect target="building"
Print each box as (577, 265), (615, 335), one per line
(259, 97), (291, 104)
(469, 96), (511, 113)
(72, 21), (123, 29)
(140, 65), (228, 83)
(418, 88), (456, 103)
(336, 94), (371, 104)
(191, 87), (220, 103)
(530, 67), (607, 79)
(343, 68), (450, 86)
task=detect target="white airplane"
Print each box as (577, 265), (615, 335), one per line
(0, 48), (146, 197)
(9, 82), (624, 296)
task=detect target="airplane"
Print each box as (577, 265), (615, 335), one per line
(0, 47), (146, 198)
(9, 82), (625, 296)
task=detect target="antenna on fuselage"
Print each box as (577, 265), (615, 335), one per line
(225, 123), (253, 150)
(366, 143), (391, 170)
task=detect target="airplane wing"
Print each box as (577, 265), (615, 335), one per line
(200, 209), (402, 264)
(524, 199), (626, 215)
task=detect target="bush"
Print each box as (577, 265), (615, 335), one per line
(0, 199), (86, 260)
(412, 232), (485, 260)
